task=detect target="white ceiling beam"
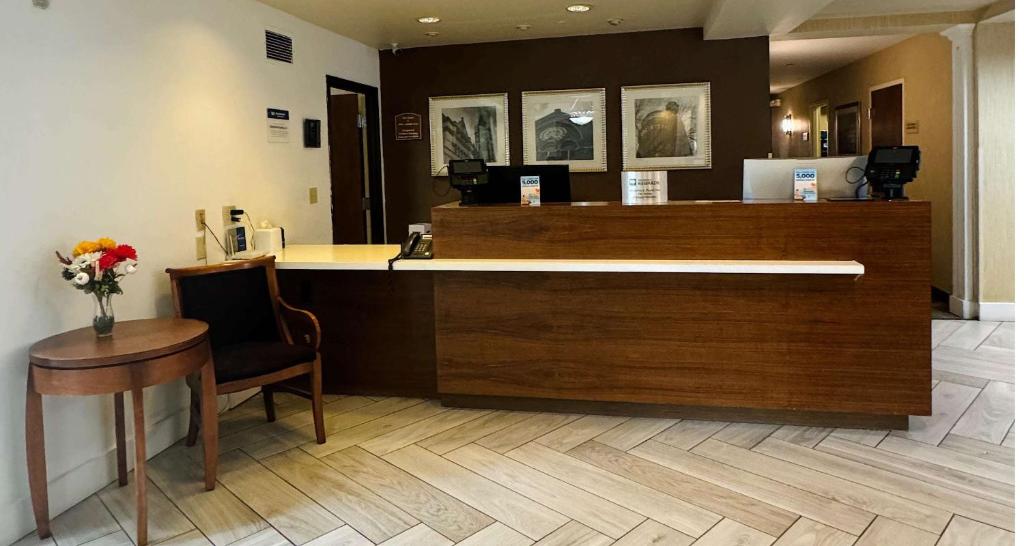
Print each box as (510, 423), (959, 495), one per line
(702, 0), (836, 40)
(778, 10), (989, 40)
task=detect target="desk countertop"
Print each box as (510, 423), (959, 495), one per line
(275, 245), (864, 275)
(274, 244), (400, 270)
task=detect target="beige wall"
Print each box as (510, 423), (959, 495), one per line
(976, 22), (1014, 304)
(772, 34), (954, 293)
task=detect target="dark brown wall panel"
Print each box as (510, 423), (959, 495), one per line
(379, 29), (771, 241)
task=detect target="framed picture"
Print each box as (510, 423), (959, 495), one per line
(622, 83), (711, 170)
(429, 93), (509, 177)
(522, 88), (607, 172)
(834, 102), (861, 156)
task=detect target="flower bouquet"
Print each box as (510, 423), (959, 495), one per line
(56, 238), (139, 337)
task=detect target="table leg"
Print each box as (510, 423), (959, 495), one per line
(131, 388), (148, 546)
(200, 357), (218, 491)
(114, 392), (127, 487)
(25, 369), (50, 538)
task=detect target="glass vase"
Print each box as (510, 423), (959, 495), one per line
(93, 293), (115, 337)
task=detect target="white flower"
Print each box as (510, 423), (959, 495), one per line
(71, 252), (102, 270)
(73, 272), (90, 285)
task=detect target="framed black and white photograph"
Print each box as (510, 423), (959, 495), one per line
(522, 88), (606, 172)
(429, 93), (509, 176)
(622, 83), (711, 170)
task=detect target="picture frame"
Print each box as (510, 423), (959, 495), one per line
(429, 93), (510, 177)
(522, 88), (607, 172)
(621, 82), (711, 170)
(834, 101), (861, 156)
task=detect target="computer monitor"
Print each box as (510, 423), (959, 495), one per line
(476, 165), (572, 204)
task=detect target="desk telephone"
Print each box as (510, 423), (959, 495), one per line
(402, 232), (433, 259)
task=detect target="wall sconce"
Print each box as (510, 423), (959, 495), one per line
(781, 114), (794, 136)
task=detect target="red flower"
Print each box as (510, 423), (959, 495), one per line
(112, 244), (137, 261)
(97, 251), (119, 271)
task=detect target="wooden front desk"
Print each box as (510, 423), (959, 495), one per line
(429, 200), (931, 427)
(276, 199), (931, 428)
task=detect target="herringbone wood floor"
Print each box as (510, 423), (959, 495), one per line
(15, 320), (1015, 546)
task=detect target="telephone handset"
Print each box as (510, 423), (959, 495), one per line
(401, 232), (433, 259)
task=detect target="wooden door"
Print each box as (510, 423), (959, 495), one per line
(329, 94), (367, 244)
(870, 84), (903, 148)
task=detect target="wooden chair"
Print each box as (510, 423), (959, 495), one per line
(166, 256), (326, 452)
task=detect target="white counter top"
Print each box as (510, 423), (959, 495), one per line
(274, 244), (399, 270)
(274, 245), (864, 275)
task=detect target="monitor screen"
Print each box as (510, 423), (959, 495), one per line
(874, 148), (915, 164)
(478, 165), (572, 204)
(449, 159), (486, 175)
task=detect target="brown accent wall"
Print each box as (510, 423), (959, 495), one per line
(379, 29), (771, 241)
(770, 34), (953, 293)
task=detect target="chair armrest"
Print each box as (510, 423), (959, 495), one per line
(277, 297), (321, 350)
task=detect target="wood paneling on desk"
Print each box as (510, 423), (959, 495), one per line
(277, 270), (436, 397)
(432, 201), (931, 421)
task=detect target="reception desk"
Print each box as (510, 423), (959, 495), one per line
(277, 199), (931, 428)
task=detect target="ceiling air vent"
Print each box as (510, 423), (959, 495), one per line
(265, 30), (293, 63)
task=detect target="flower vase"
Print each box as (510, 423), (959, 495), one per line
(93, 294), (115, 337)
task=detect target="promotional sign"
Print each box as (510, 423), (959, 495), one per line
(520, 175), (541, 206)
(267, 108), (290, 143)
(793, 168), (818, 202)
(621, 171), (668, 205)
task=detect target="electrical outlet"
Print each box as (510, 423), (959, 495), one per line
(308, 187), (319, 204)
(194, 209), (206, 231)
(222, 205), (236, 226)
(195, 236), (207, 261)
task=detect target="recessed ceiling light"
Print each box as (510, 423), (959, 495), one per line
(607, 18), (623, 26)
(566, 4), (592, 13)
(424, 31), (440, 37)
(417, 16), (441, 24)
(516, 24), (532, 30)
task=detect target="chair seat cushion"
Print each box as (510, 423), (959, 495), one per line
(213, 342), (316, 384)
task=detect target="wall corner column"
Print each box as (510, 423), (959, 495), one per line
(942, 23), (979, 319)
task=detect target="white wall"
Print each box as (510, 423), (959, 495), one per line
(0, 1), (379, 542)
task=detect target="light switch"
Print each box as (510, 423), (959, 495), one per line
(308, 187), (319, 204)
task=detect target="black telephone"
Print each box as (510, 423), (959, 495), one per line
(401, 232), (433, 259)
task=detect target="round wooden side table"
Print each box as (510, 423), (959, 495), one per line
(27, 318), (219, 546)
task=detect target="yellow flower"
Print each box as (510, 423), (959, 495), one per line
(72, 240), (101, 257)
(97, 237), (117, 250)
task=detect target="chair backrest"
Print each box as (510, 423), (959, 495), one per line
(166, 257), (284, 350)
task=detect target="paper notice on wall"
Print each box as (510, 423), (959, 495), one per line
(621, 171), (668, 205)
(267, 108), (290, 143)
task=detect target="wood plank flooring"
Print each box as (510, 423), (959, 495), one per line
(17, 320), (1014, 546)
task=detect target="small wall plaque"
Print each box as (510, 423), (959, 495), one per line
(395, 113), (422, 141)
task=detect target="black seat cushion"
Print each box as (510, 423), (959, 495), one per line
(212, 341), (316, 383)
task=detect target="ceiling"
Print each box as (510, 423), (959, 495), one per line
(256, 0), (1004, 93)
(256, 0), (713, 50)
(769, 35), (911, 93)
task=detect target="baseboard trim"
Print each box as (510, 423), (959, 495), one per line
(1, 407), (188, 546)
(979, 302), (1015, 322)
(950, 296), (979, 319)
(442, 395), (911, 430)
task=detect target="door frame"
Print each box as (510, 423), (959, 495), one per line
(325, 75), (386, 244)
(867, 78), (905, 149)
(808, 100), (829, 157)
